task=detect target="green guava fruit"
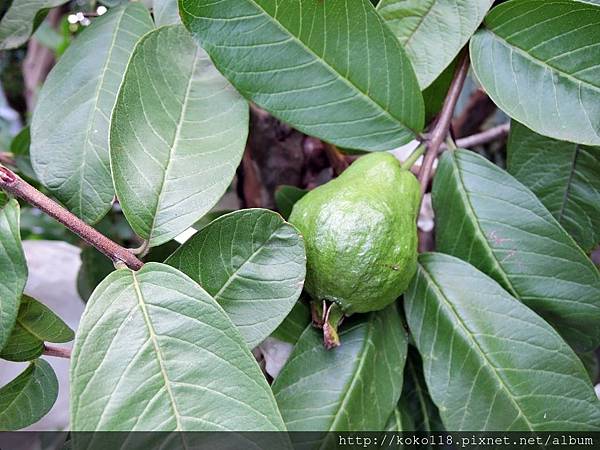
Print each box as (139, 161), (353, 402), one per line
(289, 152), (420, 318)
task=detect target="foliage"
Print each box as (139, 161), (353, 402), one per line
(0, 0), (599, 434)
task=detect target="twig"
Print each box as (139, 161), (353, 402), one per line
(452, 123), (510, 149)
(418, 52), (470, 195)
(43, 344), (72, 359)
(0, 166), (144, 270)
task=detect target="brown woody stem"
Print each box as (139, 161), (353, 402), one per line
(43, 344), (72, 359)
(418, 52), (470, 196)
(452, 123), (510, 149)
(0, 166), (144, 270)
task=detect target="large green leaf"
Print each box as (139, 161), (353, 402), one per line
(0, 359), (58, 430)
(470, 0), (600, 146)
(30, 4), (154, 224)
(433, 150), (600, 352)
(405, 253), (600, 431)
(153, 0), (180, 25)
(0, 195), (27, 352)
(0, 295), (74, 362)
(508, 122), (600, 252)
(377, 0), (492, 88)
(271, 300), (310, 345)
(111, 25), (248, 246)
(275, 185), (308, 220)
(272, 303), (407, 432)
(180, 0), (424, 151)
(401, 348), (444, 433)
(0, 0), (67, 50)
(70, 263), (286, 431)
(166, 209), (306, 348)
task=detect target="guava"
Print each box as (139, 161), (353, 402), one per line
(289, 152), (420, 346)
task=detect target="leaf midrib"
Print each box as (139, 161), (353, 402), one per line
(147, 40), (201, 244)
(322, 318), (374, 436)
(447, 153), (519, 297)
(212, 223), (281, 300)
(238, 0), (414, 133)
(557, 144), (580, 225)
(131, 271), (184, 432)
(418, 263), (535, 431)
(77, 5), (129, 219)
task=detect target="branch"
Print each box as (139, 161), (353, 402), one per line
(0, 166), (144, 270)
(43, 343), (71, 359)
(418, 52), (470, 195)
(450, 123), (510, 150)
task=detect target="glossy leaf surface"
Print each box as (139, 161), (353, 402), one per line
(0, 360), (58, 430)
(0, 195), (27, 352)
(0, 296), (74, 362)
(470, 0), (600, 145)
(377, 0), (492, 88)
(405, 253), (600, 431)
(180, 0), (424, 151)
(508, 122), (600, 252)
(272, 304), (407, 431)
(0, 0), (68, 49)
(166, 209), (306, 348)
(111, 25), (248, 246)
(433, 150), (600, 352)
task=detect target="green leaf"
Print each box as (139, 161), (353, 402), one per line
(77, 246), (116, 303)
(433, 150), (600, 352)
(422, 59), (456, 123)
(401, 348), (444, 433)
(1, 295), (74, 362)
(70, 262), (286, 431)
(275, 185), (308, 220)
(507, 121), (600, 252)
(271, 300), (310, 345)
(180, 0), (424, 151)
(0, 195), (27, 352)
(0, 359), (58, 430)
(153, 0), (180, 25)
(272, 303), (408, 431)
(110, 25), (248, 247)
(0, 0), (67, 50)
(470, 0), (600, 146)
(579, 352), (599, 384)
(166, 209), (306, 348)
(30, 4), (154, 224)
(405, 253), (600, 431)
(377, 0), (492, 88)
(384, 402), (415, 432)
(10, 127), (36, 182)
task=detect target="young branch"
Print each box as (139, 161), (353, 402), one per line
(0, 166), (144, 270)
(453, 123), (510, 149)
(418, 52), (470, 195)
(43, 344), (72, 359)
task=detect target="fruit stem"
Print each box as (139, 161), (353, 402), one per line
(400, 144), (426, 170)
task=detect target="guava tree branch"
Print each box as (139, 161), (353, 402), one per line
(418, 52), (470, 195)
(43, 343), (72, 359)
(451, 123), (510, 150)
(0, 166), (144, 271)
